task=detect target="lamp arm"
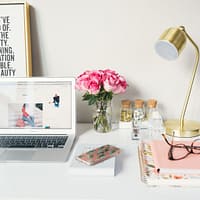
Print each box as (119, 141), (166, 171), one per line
(180, 30), (200, 131)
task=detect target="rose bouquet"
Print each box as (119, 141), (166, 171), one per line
(76, 69), (127, 132)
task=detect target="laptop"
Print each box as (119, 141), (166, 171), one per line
(0, 77), (76, 162)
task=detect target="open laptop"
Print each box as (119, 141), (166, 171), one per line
(0, 77), (76, 162)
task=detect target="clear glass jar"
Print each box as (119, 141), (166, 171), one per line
(133, 99), (145, 125)
(146, 99), (157, 120)
(120, 100), (132, 122)
(147, 99), (164, 136)
(132, 99), (145, 139)
(93, 100), (112, 133)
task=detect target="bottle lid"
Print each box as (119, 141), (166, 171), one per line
(134, 99), (144, 108)
(121, 99), (131, 108)
(147, 99), (157, 108)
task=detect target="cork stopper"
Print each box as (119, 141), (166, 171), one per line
(134, 99), (144, 108)
(121, 99), (131, 108)
(147, 99), (157, 108)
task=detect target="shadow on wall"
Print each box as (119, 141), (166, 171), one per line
(29, 6), (43, 76)
(76, 93), (93, 123)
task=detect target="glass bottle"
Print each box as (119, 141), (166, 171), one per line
(120, 100), (132, 122)
(147, 99), (164, 136)
(132, 99), (145, 140)
(147, 99), (158, 120)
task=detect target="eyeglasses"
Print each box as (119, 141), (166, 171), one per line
(161, 133), (200, 160)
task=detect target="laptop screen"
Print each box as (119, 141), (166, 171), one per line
(0, 79), (74, 130)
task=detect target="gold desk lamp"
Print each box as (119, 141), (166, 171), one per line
(155, 26), (200, 137)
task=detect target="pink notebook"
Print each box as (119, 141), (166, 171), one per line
(149, 140), (200, 175)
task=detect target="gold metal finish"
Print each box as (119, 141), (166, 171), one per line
(165, 119), (200, 137)
(24, 2), (32, 77)
(159, 27), (186, 56)
(0, 1), (32, 77)
(157, 26), (200, 137)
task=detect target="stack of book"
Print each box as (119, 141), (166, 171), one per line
(138, 139), (200, 187)
(68, 144), (116, 176)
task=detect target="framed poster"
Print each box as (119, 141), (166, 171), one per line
(0, 1), (32, 77)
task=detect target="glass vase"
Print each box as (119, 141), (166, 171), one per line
(93, 100), (112, 133)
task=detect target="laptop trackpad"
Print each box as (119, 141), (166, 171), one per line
(0, 150), (36, 161)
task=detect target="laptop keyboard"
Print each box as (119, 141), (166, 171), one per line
(0, 135), (68, 148)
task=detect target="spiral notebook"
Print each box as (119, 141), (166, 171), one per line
(138, 142), (200, 187)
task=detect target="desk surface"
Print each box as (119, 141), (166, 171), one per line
(0, 124), (199, 199)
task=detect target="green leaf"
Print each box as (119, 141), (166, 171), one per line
(82, 93), (92, 100)
(81, 89), (113, 106)
(88, 96), (97, 105)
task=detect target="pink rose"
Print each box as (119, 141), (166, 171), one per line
(112, 75), (127, 94)
(103, 69), (127, 94)
(75, 70), (90, 91)
(75, 70), (103, 94)
(76, 69), (127, 97)
(87, 70), (103, 94)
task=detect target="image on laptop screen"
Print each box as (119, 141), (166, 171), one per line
(0, 80), (72, 129)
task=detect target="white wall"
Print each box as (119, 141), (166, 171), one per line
(28, 0), (200, 123)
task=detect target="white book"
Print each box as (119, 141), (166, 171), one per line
(68, 144), (116, 176)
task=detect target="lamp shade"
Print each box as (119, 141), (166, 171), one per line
(155, 27), (187, 60)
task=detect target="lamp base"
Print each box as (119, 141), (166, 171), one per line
(164, 119), (200, 137)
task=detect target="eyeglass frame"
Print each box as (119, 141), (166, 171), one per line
(161, 133), (200, 160)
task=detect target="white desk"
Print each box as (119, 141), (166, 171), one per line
(0, 123), (199, 200)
